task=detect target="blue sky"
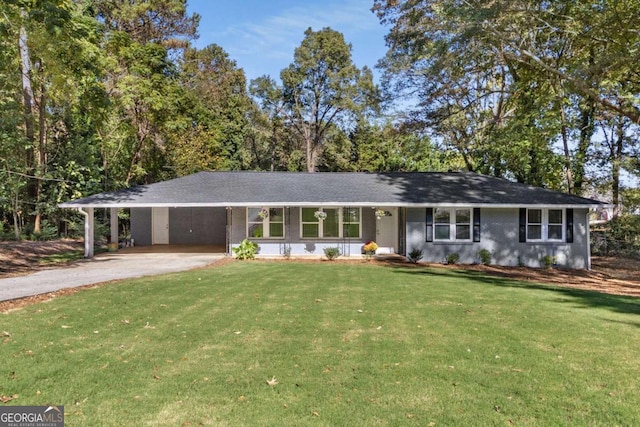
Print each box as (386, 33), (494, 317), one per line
(186, 0), (389, 83)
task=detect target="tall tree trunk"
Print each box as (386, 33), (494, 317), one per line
(19, 22), (35, 163)
(13, 192), (21, 240)
(559, 103), (573, 193)
(611, 119), (624, 217)
(270, 121), (278, 172)
(19, 19), (39, 233)
(34, 86), (47, 234)
(573, 101), (596, 195)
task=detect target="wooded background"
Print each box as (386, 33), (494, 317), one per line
(1, 0), (638, 246)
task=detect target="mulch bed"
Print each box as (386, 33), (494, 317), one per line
(0, 240), (637, 314)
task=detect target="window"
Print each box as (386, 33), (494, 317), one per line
(247, 207), (284, 239)
(433, 208), (472, 241)
(301, 207), (361, 239)
(526, 208), (564, 241)
(342, 208), (361, 238)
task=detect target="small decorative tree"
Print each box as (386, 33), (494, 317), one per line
(323, 247), (341, 260)
(407, 248), (424, 263)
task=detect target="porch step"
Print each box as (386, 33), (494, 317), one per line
(375, 247), (395, 255)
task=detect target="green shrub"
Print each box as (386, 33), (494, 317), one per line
(232, 239), (259, 260)
(591, 214), (640, 259)
(477, 249), (492, 265)
(31, 220), (59, 241)
(323, 247), (341, 260)
(541, 255), (555, 269)
(407, 248), (424, 263)
(446, 253), (460, 265)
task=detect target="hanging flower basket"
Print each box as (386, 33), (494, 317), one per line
(314, 210), (327, 220)
(375, 209), (387, 219)
(258, 207), (269, 219)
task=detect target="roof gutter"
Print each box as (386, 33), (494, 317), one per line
(59, 202), (607, 209)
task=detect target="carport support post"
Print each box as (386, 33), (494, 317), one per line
(79, 207), (94, 258)
(110, 208), (118, 246)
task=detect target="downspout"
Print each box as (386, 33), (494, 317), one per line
(586, 209), (592, 270)
(226, 207), (232, 256)
(78, 207), (94, 258)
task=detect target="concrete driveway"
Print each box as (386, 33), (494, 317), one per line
(0, 251), (225, 302)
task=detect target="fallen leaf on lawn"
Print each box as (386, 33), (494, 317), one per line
(61, 325), (72, 329)
(267, 376), (278, 386)
(1, 395), (17, 403)
(234, 331), (242, 335)
(2, 331), (10, 337)
(312, 411), (319, 417)
(153, 375), (161, 380)
(144, 322), (155, 329)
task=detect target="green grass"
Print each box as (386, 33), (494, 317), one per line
(38, 250), (85, 265)
(1, 261), (639, 426)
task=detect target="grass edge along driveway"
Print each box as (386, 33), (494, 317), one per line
(1, 261), (638, 426)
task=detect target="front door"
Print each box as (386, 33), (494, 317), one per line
(376, 207), (397, 254)
(152, 207), (169, 244)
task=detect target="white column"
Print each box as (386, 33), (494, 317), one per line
(110, 207), (119, 246)
(586, 209), (591, 270)
(80, 207), (95, 258)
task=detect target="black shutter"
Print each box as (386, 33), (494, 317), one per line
(566, 208), (574, 243)
(519, 208), (527, 242)
(473, 208), (481, 242)
(426, 208), (433, 242)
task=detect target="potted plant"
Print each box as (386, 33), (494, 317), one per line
(363, 241), (378, 255)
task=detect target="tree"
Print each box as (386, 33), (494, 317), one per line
(373, 0), (640, 193)
(93, 0), (199, 186)
(251, 27), (380, 172)
(166, 44), (251, 175)
(350, 120), (463, 172)
(0, 0), (106, 235)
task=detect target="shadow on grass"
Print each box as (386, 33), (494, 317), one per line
(389, 264), (640, 320)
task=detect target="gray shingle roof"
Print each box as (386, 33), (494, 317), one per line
(59, 171), (604, 208)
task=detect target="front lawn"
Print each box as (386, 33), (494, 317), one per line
(1, 261), (638, 426)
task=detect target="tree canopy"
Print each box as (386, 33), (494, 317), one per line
(0, 0), (637, 240)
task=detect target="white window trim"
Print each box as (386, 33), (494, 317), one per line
(434, 207), (473, 242)
(342, 207), (362, 239)
(526, 208), (565, 242)
(300, 207), (361, 239)
(247, 207), (285, 239)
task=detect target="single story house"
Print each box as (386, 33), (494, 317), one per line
(59, 171), (604, 269)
